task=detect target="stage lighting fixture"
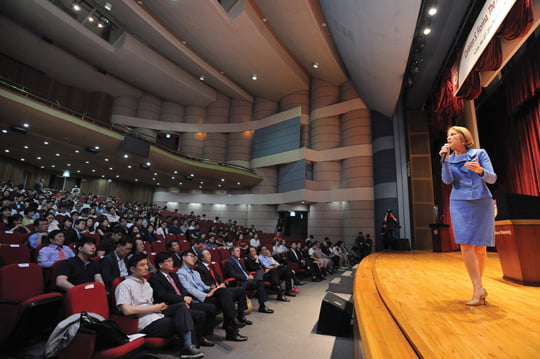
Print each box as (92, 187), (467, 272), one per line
(10, 125), (28, 134)
(85, 146), (100, 154)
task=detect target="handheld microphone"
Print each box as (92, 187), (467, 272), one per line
(440, 144), (449, 164)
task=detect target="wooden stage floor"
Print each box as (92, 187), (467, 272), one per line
(355, 250), (540, 359)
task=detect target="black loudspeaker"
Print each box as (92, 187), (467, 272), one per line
(316, 292), (353, 337)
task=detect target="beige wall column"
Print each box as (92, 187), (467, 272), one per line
(226, 99), (253, 168)
(203, 93), (229, 162)
(180, 106), (206, 157)
(135, 94), (160, 140)
(310, 78), (341, 190)
(253, 97), (279, 121)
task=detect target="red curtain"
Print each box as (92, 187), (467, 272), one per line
(509, 100), (540, 196)
(496, 0), (534, 40)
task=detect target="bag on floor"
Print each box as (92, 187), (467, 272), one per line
(79, 311), (129, 350)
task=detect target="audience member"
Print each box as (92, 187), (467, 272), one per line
(178, 250), (248, 342)
(224, 246), (273, 314)
(149, 252), (216, 348)
(100, 238), (133, 290)
(28, 217), (49, 249)
(37, 230), (75, 268)
(56, 236), (104, 291)
(115, 254), (204, 358)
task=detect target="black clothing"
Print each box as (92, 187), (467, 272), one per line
(57, 255), (100, 287)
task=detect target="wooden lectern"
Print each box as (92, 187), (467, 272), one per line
(495, 220), (540, 286)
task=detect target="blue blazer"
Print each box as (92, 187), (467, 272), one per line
(442, 148), (497, 200)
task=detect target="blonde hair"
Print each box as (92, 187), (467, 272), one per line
(448, 126), (474, 148)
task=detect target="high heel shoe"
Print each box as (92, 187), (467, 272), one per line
(466, 288), (488, 306)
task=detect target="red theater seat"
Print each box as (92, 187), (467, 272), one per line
(0, 263), (63, 345)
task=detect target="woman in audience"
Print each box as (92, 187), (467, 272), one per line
(129, 237), (156, 272)
(95, 217), (110, 237)
(85, 217), (95, 234)
(144, 223), (157, 242)
(249, 232), (261, 248)
(6, 214), (30, 233)
(155, 221), (169, 238)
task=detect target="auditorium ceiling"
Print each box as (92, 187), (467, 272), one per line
(0, 0), (477, 191)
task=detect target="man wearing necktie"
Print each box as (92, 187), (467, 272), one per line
(178, 250), (248, 342)
(37, 230), (75, 268)
(224, 246), (273, 314)
(195, 249), (252, 326)
(149, 252), (216, 348)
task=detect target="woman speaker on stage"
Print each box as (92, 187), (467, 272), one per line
(439, 126), (497, 306)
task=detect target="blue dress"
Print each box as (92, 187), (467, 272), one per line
(441, 148), (497, 246)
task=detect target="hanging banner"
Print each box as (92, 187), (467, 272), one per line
(455, 0), (516, 95)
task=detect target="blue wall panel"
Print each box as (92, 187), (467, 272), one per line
(252, 117), (301, 158)
(278, 160), (306, 192)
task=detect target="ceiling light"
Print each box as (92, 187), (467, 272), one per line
(4, 149), (9, 153)
(312, 62), (319, 69)
(116, 175), (120, 178)
(171, 176), (175, 179)
(140, 163), (150, 169)
(23, 146), (29, 149)
(92, 169), (96, 172)
(10, 125), (28, 134)
(97, 23), (104, 29)
(423, 28), (432, 35)
(107, 179), (112, 183)
(251, 74), (258, 80)
(41, 165), (45, 169)
(85, 160), (90, 164)
(20, 158), (25, 161)
(43, 141), (48, 145)
(105, 158), (109, 162)
(86, 146), (100, 154)
(37, 156), (42, 160)
(104, 2), (112, 11)
(152, 178), (156, 181)
(154, 172), (158, 176)
(73, 3), (81, 11)
(56, 153), (60, 157)
(77, 170), (80, 173)
(88, 16), (94, 22)
(75, 150), (79, 153)
(237, 182), (241, 185)
(67, 164), (71, 166)
(146, 162), (151, 166)
(199, 75), (205, 81)
(179, 182), (183, 185)
(101, 175), (105, 178)
(109, 167), (113, 170)
(428, 7), (437, 16)
(174, 171), (178, 174)
(134, 179), (138, 182)
(51, 165), (55, 168)
(218, 184), (222, 188)
(1, 129), (7, 133)
(221, 178), (225, 182)
(23, 123), (29, 128)
(128, 165), (132, 169)
(165, 133), (171, 139)
(124, 154), (129, 158)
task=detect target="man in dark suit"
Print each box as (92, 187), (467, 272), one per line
(148, 252), (216, 347)
(100, 237), (132, 290)
(288, 241), (322, 281)
(195, 249), (252, 325)
(224, 246), (273, 314)
(166, 239), (183, 268)
(178, 251), (248, 342)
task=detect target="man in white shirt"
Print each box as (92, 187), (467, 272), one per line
(115, 254), (204, 359)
